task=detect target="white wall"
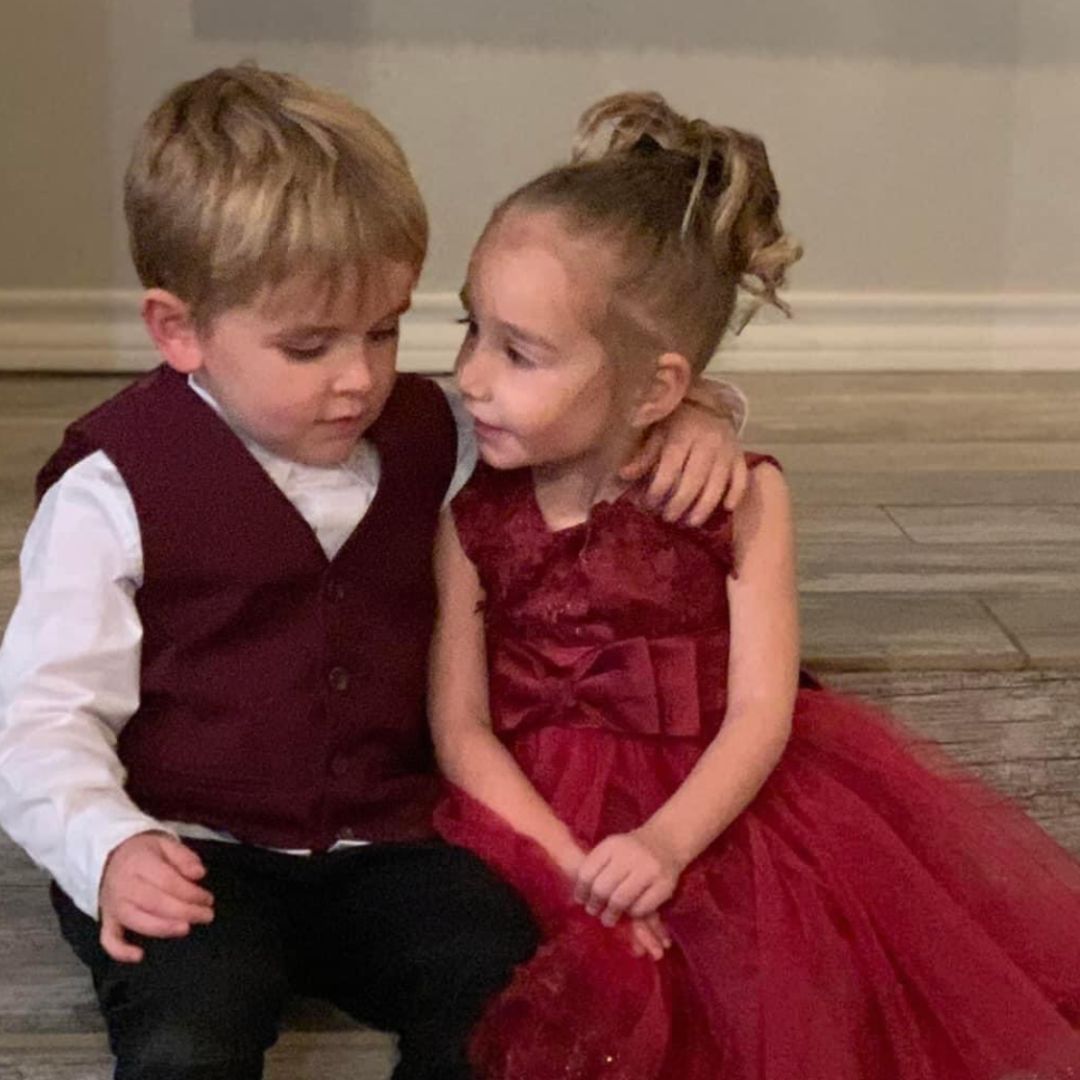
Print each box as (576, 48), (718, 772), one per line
(2, 0), (1078, 370)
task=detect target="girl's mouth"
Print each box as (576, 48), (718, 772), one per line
(472, 418), (507, 441)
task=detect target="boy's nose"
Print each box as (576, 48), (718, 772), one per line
(335, 353), (374, 395)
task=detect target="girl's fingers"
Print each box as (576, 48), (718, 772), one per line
(631, 923), (664, 961)
(584, 862), (633, 917)
(573, 847), (613, 904)
(641, 912), (672, 949)
(600, 872), (651, 927)
(629, 880), (675, 919)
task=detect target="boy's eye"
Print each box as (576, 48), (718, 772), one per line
(281, 344), (328, 362)
(368, 322), (400, 344)
(456, 314), (478, 337)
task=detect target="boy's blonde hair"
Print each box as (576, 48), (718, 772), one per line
(125, 64), (427, 324)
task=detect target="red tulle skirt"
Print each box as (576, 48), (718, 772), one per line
(435, 688), (1080, 1079)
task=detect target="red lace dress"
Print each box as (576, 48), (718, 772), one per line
(434, 456), (1080, 1079)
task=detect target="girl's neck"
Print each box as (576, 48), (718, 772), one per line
(531, 428), (644, 531)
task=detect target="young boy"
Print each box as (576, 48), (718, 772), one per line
(0, 66), (746, 1080)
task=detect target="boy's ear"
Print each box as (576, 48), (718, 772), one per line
(141, 289), (205, 374)
(630, 351), (693, 429)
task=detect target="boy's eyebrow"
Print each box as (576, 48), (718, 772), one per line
(271, 299), (412, 337)
(457, 285), (556, 352)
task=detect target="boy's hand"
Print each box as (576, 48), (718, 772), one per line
(620, 402), (747, 526)
(98, 831), (214, 963)
(574, 829), (683, 926)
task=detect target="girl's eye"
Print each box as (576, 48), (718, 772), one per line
(506, 345), (535, 369)
(281, 344), (328, 362)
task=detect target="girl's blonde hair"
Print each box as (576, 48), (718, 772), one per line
(491, 91), (801, 371)
(125, 64), (427, 325)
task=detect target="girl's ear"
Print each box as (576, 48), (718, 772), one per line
(141, 289), (206, 374)
(630, 352), (693, 428)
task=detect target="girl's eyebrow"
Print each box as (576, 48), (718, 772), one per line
(458, 285), (557, 352)
(502, 321), (557, 352)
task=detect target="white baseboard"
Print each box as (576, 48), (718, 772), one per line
(1, 289), (1079, 373)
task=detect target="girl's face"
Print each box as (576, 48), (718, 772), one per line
(455, 211), (641, 474)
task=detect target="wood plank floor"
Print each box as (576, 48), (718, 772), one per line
(0, 371), (1078, 1078)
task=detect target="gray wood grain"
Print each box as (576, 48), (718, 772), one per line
(985, 593), (1080, 668)
(799, 542), (1080, 595)
(886, 505), (1080, 544)
(0, 1030), (396, 1080)
(802, 593), (1022, 670)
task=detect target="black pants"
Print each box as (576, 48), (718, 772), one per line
(53, 839), (538, 1080)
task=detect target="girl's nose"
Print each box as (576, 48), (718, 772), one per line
(455, 347), (491, 402)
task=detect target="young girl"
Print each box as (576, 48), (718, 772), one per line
(430, 92), (1080, 1079)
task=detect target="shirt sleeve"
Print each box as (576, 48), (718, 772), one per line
(691, 378), (749, 435)
(0, 451), (168, 917)
(436, 379), (478, 504)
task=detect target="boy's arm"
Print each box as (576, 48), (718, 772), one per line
(619, 378), (750, 524)
(0, 455), (170, 917)
(429, 510), (585, 880)
(576, 464), (799, 921)
(685, 378), (749, 435)
(435, 380), (479, 504)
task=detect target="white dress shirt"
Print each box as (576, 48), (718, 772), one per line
(0, 377), (477, 916)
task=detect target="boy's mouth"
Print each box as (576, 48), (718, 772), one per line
(320, 415), (368, 436)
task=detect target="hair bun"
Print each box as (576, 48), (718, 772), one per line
(572, 92), (801, 321)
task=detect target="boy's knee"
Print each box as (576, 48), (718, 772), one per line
(440, 848), (539, 980)
(105, 963), (286, 1079)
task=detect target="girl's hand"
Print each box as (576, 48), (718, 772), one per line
(574, 828), (683, 926)
(627, 912), (673, 961)
(620, 400), (747, 526)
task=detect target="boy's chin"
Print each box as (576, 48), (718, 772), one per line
(290, 438), (363, 468)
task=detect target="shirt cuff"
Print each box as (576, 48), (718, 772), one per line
(687, 378), (749, 436)
(63, 808), (176, 919)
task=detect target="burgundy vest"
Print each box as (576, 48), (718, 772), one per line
(37, 366), (457, 849)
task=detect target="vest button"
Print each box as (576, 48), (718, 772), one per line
(331, 754), (349, 777)
(328, 667), (350, 692)
(338, 826), (356, 841)
(328, 581), (346, 601)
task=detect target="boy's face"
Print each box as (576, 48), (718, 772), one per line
(172, 262), (415, 466)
